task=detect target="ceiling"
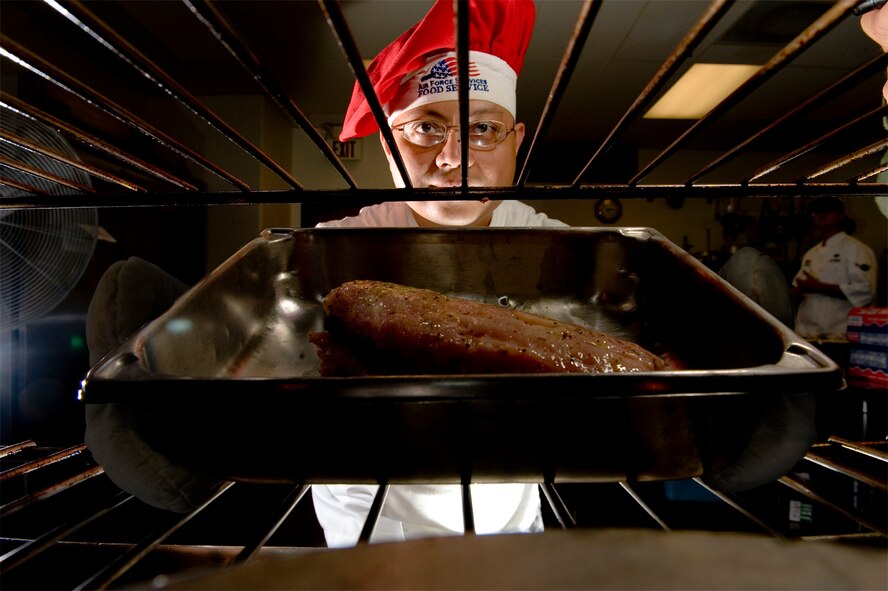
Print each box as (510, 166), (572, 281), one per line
(1, 0), (885, 187)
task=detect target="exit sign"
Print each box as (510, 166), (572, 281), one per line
(328, 125), (362, 161)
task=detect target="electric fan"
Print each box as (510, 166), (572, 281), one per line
(0, 108), (99, 332)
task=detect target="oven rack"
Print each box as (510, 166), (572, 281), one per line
(1, 0), (886, 209)
(0, 434), (885, 590)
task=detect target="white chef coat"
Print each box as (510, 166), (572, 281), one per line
(313, 200), (565, 548)
(792, 231), (877, 339)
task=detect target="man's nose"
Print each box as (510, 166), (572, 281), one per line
(435, 128), (473, 169)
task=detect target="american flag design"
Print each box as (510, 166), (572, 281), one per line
(421, 57), (480, 81)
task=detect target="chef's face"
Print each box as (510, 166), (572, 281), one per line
(811, 209), (843, 231)
(381, 99), (525, 227)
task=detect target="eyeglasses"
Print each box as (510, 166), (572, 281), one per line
(393, 119), (515, 150)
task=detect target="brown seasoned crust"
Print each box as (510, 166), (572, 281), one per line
(312, 280), (666, 376)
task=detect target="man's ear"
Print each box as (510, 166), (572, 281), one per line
(513, 122), (526, 154)
(379, 131), (392, 158)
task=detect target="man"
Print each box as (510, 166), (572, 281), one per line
(791, 197), (878, 340)
(86, 0), (560, 548)
(312, 0), (563, 547)
(317, 0), (562, 230)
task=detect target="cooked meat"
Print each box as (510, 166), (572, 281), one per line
(311, 280), (666, 376)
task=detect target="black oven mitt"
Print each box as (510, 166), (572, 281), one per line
(84, 257), (222, 513)
(702, 391), (816, 492)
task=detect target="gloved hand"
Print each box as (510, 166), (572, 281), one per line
(708, 247), (817, 492)
(85, 257), (222, 513)
(702, 391), (816, 492)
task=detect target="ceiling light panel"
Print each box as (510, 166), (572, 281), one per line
(644, 63), (760, 119)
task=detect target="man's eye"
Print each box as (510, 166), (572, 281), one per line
(470, 121), (497, 136)
(414, 122), (441, 135)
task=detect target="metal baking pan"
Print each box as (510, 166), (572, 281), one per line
(80, 227), (841, 484)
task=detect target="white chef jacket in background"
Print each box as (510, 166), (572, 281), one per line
(792, 231), (878, 339)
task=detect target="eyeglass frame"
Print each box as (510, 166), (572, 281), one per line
(392, 119), (516, 151)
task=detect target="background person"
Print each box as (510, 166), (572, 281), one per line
(791, 197), (878, 340)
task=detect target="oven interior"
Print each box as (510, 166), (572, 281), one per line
(1, 0), (886, 588)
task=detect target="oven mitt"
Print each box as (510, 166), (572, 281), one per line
(704, 247), (816, 492)
(84, 257), (222, 513)
(702, 391), (816, 492)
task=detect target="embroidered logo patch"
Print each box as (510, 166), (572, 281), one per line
(421, 57), (480, 81)
(416, 58), (489, 98)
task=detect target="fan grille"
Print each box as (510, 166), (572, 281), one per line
(1, 109), (98, 331)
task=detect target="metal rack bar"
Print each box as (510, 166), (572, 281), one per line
(0, 37), (250, 191)
(540, 483), (576, 529)
(319, 0), (412, 189)
(0, 490), (134, 573)
(72, 481), (235, 591)
(569, 0), (731, 188)
(827, 437), (888, 462)
(183, 0), (357, 190)
(804, 450), (887, 493)
(619, 482), (671, 532)
(799, 531), (885, 542)
(852, 162), (888, 182)
(778, 473), (886, 537)
(0, 154), (95, 194)
(357, 484), (389, 544)
(0, 1), (880, 203)
(0, 129), (145, 192)
(0, 177), (44, 193)
(2, 182), (883, 210)
(0, 175), (48, 195)
(232, 483), (311, 564)
(745, 105), (888, 183)
(461, 483), (475, 535)
(456, 0), (470, 189)
(0, 94), (199, 191)
(0, 444), (86, 482)
(686, 53), (888, 184)
(801, 137), (888, 181)
(629, 0), (859, 185)
(692, 478), (788, 540)
(519, 0), (600, 187)
(50, 0), (303, 191)
(0, 440), (36, 458)
(0, 465), (105, 518)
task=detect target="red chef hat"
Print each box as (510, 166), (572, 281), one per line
(339, 0), (536, 141)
